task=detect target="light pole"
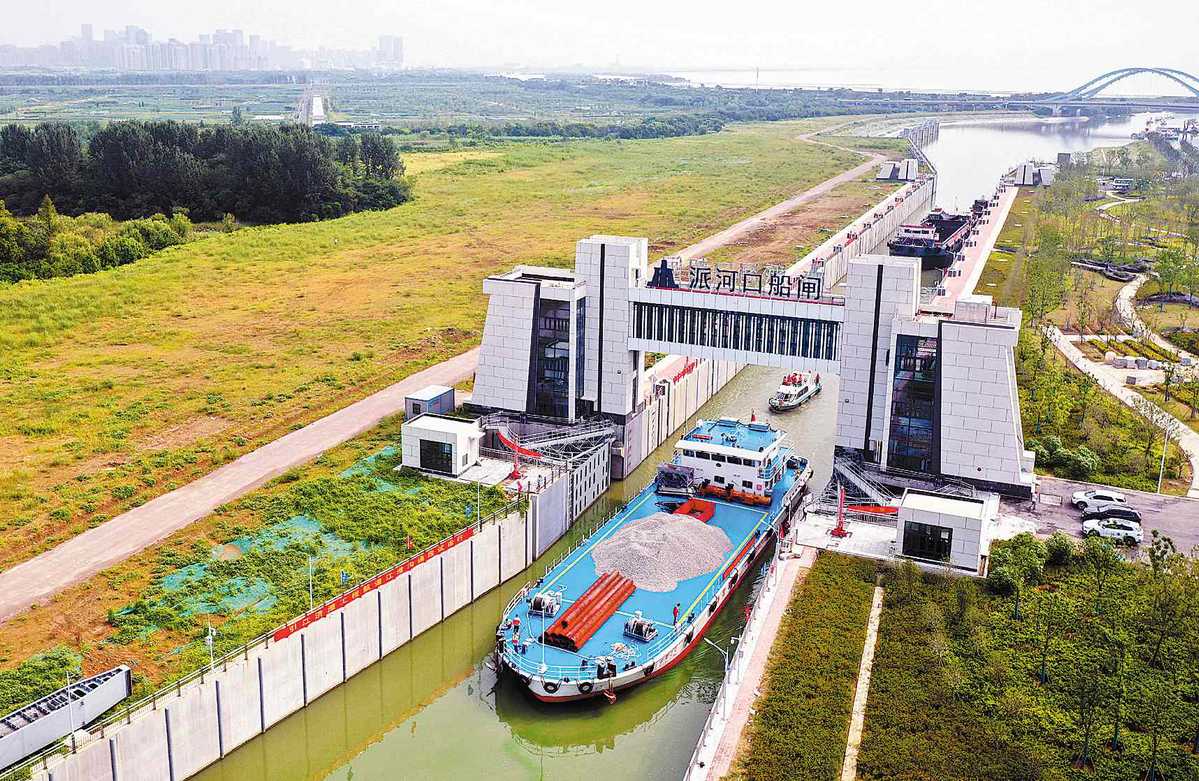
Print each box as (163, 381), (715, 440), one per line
(205, 622), (216, 671)
(308, 556), (314, 610)
(65, 670), (77, 753)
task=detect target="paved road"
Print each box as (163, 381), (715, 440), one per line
(0, 350), (479, 623)
(0, 136), (883, 625)
(1004, 475), (1199, 554)
(676, 133), (882, 261)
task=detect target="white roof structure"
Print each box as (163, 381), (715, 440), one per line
(405, 413), (480, 436)
(900, 490), (987, 520)
(407, 384), (453, 402)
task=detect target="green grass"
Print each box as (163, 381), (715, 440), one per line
(729, 553), (878, 781)
(0, 119), (865, 568)
(857, 546), (1199, 781)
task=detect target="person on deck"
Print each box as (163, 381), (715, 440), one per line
(672, 603), (681, 628)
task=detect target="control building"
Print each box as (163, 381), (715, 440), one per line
(470, 234), (1034, 497)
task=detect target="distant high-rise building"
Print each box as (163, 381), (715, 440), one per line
(0, 23), (387, 72)
(377, 35), (403, 67)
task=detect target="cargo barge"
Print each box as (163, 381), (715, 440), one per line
(496, 417), (810, 703)
(887, 200), (987, 270)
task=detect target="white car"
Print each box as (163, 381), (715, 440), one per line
(1072, 489), (1126, 510)
(1082, 517), (1144, 545)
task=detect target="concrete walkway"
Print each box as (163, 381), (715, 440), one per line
(839, 586), (885, 781)
(1048, 325), (1199, 498)
(0, 350), (479, 622)
(0, 135), (887, 624)
(1115, 273), (1199, 363)
(691, 546), (818, 780)
(677, 132), (883, 261)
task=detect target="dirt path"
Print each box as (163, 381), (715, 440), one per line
(676, 131), (884, 261)
(839, 585), (885, 781)
(0, 131), (888, 626)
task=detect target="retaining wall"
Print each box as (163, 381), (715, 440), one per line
(787, 175), (937, 286)
(39, 507), (535, 781)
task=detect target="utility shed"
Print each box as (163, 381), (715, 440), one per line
(405, 384), (455, 419)
(897, 489), (999, 574)
(401, 414), (482, 477)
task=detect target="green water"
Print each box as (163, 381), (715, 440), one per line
(196, 366), (833, 781)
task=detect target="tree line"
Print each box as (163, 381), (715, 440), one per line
(0, 196), (194, 283)
(0, 120), (411, 224)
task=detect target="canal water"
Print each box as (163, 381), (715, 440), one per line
(926, 111), (1199, 210)
(197, 111), (1185, 781)
(194, 367), (836, 781)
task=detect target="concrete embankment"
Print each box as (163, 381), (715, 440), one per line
(35, 506), (535, 781)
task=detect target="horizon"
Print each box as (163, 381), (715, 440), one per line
(1, 0), (1197, 94)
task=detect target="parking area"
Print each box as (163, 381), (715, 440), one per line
(1002, 476), (1199, 553)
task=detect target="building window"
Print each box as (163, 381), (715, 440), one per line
(902, 519), (952, 562)
(887, 335), (938, 474)
(419, 439), (453, 474)
(412, 402), (422, 415)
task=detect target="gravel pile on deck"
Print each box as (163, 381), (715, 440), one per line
(592, 512), (732, 592)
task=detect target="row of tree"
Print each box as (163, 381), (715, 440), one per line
(0, 197), (195, 283)
(982, 531), (1199, 778)
(0, 121), (410, 224)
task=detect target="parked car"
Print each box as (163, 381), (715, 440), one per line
(1082, 517), (1144, 545)
(1072, 488), (1126, 509)
(1080, 503), (1142, 523)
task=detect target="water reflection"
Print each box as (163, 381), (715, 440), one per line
(927, 112), (1199, 210)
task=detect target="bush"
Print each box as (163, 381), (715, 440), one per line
(1045, 531), (1076, 565)
(986, 565), (1018, 595)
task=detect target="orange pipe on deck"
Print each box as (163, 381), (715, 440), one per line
(543, 572), (636, 652)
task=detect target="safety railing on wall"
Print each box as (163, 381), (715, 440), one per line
(0, 497), (528, 781)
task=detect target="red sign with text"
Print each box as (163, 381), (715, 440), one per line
(272, 526), (477, 641)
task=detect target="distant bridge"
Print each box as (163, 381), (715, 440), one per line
(832, 67), (1199, 115)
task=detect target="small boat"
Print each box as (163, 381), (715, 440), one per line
(768, 372), (822, 412)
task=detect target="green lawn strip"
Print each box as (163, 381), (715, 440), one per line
(858, 539), (1199, 781)
(730, 553), (878, 781)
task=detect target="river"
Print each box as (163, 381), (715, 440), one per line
(197, 111), (1177, 781)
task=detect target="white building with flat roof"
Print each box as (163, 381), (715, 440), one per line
(401, 414), (482, 478)
(898, 488), (1000, 573)
(468, 236), (1035, 497)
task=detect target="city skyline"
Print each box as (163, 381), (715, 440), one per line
(0, 23), (403, 71)
(1, 0), (1198, 93)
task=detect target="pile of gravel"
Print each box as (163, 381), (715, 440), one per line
(592, 512), (732, 592)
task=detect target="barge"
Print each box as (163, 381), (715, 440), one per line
(496, 417), (810, 703)
(887, 201), (987, 270)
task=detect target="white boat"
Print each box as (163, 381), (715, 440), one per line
(768, 372), (821, 412)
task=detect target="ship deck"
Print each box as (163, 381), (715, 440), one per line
(502, 456), (803, 680)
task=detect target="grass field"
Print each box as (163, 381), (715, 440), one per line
(728, 553), (878, 781)
(0, 119), (866, 570)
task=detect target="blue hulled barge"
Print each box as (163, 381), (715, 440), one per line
(496, 417), (810, 703)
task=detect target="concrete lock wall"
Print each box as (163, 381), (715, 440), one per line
(46, 737), (113, 781)
(166, 683), (220, 779)
(111, 708), (169, 781)
(213, 655), (262, 755)
(38, 496), (572, 781)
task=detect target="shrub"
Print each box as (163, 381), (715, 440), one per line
(1045, 531), (1076, 565)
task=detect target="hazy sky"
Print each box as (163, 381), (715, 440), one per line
(10, 0), (1199, 93)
